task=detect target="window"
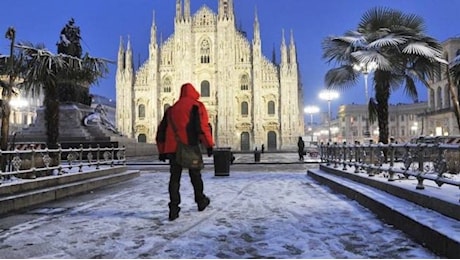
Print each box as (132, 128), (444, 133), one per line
(138, 104), (145, 118)
(430, 89), (435, 109)
(240, 74), (249, 90)
(241, 101), (248, 117)
(201, 80), (210, 97)
(200, 39), (210, 64)
(400, 115), (405, 121)
(163, 78), (171, 93)
(268, 101), (275, 115)
(437, 86), (442, 109)
(445, 85), (450, 108)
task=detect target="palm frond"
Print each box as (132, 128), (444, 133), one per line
(324, 65), (360, 89)
(367, 34), (407, 48)
(402, 42), (443, 59)
(402, 75), (419, 101)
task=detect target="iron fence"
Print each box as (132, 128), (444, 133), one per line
(320, 141), (460, 202)
(0, 144), (126, 182)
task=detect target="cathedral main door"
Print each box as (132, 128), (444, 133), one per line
(240, 132), (250, 151)
(267, 131), (277, 150)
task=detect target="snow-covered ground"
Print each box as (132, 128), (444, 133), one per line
(0, 163), (438, 258)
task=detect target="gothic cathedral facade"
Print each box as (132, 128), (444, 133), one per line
(116, 0), (304, 151)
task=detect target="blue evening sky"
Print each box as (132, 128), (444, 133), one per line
(1, 0), (459, 115)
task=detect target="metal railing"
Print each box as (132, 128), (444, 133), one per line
(320, 141), (460, 202)
(0, 144), (126, 182)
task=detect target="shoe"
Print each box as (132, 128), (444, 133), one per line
(197, 196), (210, 211)
(169, 206), (181, 221)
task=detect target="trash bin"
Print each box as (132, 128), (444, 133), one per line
(213, 147), (232, 176)
(254, 150), (261, 162)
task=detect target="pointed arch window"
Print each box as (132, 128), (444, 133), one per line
(241, 101), (249, 117)
(200, 39), (210, 64)
(138, 104), (145, 119)
(201, 80), (210, 97)
(268, 101), (275, 115)
(240, 74), (249, 91)
(163, 78), (172, 93)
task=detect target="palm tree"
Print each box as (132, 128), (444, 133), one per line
(322, 7), (445, 144)
(0, 27), (19, 171)
(16, 44), (109, 151)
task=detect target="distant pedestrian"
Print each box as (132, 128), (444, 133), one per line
(155, 82), (214, 221)
(261, 144), (265, 153)
(297, 136), (305, 161)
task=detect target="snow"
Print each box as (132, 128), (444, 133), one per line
(0, 161), (441, 259)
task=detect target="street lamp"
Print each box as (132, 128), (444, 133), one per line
(319, 90), (339, 142)
(353, 61), (377, 138)
(304, 105), (320, 144)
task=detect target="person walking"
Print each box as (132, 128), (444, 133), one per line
(297, 136), (305, 161)
(156, 83), (215, 221)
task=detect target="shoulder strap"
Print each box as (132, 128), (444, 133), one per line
(167, 110), (181, 142)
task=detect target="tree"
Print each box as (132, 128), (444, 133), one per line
(16, 44), (109, 150)
(0, 27), (19, 171)
(322, 7), (445, 144)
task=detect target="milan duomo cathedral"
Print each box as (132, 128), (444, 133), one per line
(116, 0), (304, 151)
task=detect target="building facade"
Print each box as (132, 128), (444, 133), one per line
(333, 102), (427, 144)
(115, 0), (304, 151)
(426, 37), (460, 136)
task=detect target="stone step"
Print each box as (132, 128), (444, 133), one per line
(0, 167), (140, 216)
(308, 166), (460, 258)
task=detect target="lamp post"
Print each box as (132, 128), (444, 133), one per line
(353, 61), (377, 138)
(319, 90), (339, 143)
(304, 105), (320, 144)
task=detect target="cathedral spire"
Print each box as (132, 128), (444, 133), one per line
(289, 29), (297, 65)
(281, 29), (288, 65)
(175, 0), (183, 22)
(184, 0), (191, 21)
(150, 10), (157, 45)
(253, 7), (260, 44)
(126, 35), (133, 71)
(218, 0), (234, 21)
(117, 36), (125, 70)
(149, 10), (158, 61)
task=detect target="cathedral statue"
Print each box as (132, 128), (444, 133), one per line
(56, 18), (91, 105)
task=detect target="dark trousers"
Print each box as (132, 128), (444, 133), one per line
(168, 157), (206, 208)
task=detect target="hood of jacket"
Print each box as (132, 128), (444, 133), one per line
(180, 83), (200, 100)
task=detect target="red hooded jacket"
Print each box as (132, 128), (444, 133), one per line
(155, 83), (214, 154)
